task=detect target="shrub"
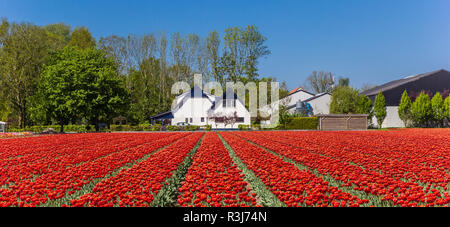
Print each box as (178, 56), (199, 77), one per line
(238, 125), (250, 130)
(374, 92), (387, 128)
(251, 124), (261, 130)
(205, 125), (212, 131)
(186, 125), (199, 131)
(285, 117), (318, 130)
(151, 124), (162, 131)
(444, 96), (450, 124)
(110, 124), (121, 131)
(411, 92), (432, 127)
(398, 90), (412, 127)
(166, 125), (179, 131)
(431, 92), (444, 127)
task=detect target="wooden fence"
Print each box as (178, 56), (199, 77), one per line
(315, 114), (368, 130)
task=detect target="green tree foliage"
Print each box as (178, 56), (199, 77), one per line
(337, 77), (350, 87)
(68, 26), (96, 49)
(329, 86), (360, 114)
(206, 30), (221, 83)
(410, 92), (432, 127)
(398, 90), (412, 127)
(373, 92), (387, 128)
(430, 92), (444, 127)
(35, 46), (128, 132)
(356, 95), (373, 122)
(444, 96), (450, 124)
(0, 19), (52, 128)
(44, 23), (72, 49)
(127, 57), (173, 124)
(220, 25), (270, 83)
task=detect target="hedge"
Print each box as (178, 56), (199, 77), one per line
(151, 124), (162, 131)
(238, 125), (250, 130)
(185, 125), (199, 131)
(166, 125), (179, 131)
(285, 117), (319, 130)
(8, 125), (96, 133)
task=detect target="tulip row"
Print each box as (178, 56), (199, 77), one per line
(0, 133), (175, 186)
(219, 132), (367, 207)
(0, 132), (188, 207)
(267, 130), (449, 185)
(177, 132), (258, 207)
(69, 132), (204, 207)
(232, 130), (450, 207)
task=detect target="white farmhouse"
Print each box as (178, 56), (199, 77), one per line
(151, 86), (251, 129)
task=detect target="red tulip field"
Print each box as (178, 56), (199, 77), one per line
(0, 129), (449, 207)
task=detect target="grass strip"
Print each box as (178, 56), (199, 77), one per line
(232, 133), (396, 207)
(38, 136), (185, 207)
(217, 133), (286, 207)
(150, 133), (205, 207)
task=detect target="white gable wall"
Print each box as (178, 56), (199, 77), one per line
(285, 91), (315, 106)
(307, 94), (331, 115)
(172, 97), (213, 126)
(210, 97), (251, 129)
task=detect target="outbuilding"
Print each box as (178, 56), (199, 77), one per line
(0, 121), (6, 133)
(316, 114), (368, 130)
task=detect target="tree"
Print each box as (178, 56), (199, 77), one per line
(0, 20), (51, 128)
(35, 46), (128, 132)
(220, 25), (270, 82)
(329, 86), (360, 114)
(337, 77), (350, 87)
(68, 26), (96, 49)
(398, 90), (412, 127)
(430, 92), (444, 127)
(410, 92), (432, 127)
(241, 25), (270, 81)
(36, 47), (87, 132)
(206, 30), (221, 83)
(356, 95), (373, 124)
(374, 92), (387, 128)
(305, 71), (334, 94)
(444, 96), (450, 126)
(44, 23), (72, 49)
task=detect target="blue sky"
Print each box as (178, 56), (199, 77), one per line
(1, 0), (449, 90)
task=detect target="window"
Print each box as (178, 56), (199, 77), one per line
(201, 117), (205, 122)
(223, 99), (226, 107)
(190, 118), (193, 123)
(237, 117), (244, 123)
(185, 118), (188, 123)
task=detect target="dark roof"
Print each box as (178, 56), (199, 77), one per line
(360, 69), (450, 106)
(190, 85), (209, 98)
(150, 111), (173, 120)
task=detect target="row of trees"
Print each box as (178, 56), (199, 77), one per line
(399, 91), (450, 127)
(0, 18), (279, 130)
